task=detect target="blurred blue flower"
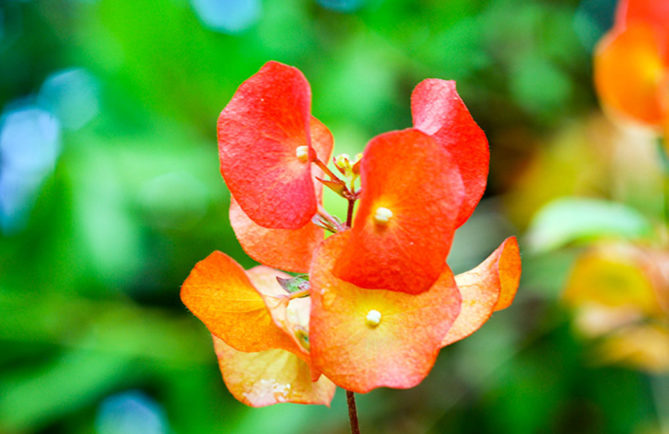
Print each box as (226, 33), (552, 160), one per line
(0, 106), (61, 232)
(96, 390), (168, 434)
(38, 68), (100, 131)
(317, 0), (364, 13)
(190, 0), (261, 34)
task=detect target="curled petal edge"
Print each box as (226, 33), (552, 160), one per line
(441, 236), (521, 347)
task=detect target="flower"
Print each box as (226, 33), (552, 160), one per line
(594, 0), (669, 127)
(563, 243), (669, 373)
(181, 61), (522, 406)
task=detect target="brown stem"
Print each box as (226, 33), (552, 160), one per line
(346, 199), (355, 228)
(346, 390), (360, 434)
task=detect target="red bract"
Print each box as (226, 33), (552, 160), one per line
(182, 61), (522, 407)
(218, 61), (319, 229)
(229, 117), (334, 273)
(333, 129), (464, 294)
(412, 79), (489, 228)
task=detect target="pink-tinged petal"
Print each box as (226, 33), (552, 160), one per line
(333, 128), (465, 294)
(229, 117), (333, 273)
(213, 336), (336, 407)
(310, 232), (461, 393)
(411, 79), (489, 227)
(441, 237), (522, 347)
(218, 61), (316, 229)
(180, 251), (300, 354)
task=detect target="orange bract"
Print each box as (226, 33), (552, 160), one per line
(441, 237), (521, 347)
(180, 252), (301, 354)
(333, 128), (464, 294)
(594, 0), (669, 127)
(310, 232), (461, 393)
(595, 23), (668, 126)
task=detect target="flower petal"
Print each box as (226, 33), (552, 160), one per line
(180, 251), (299, 354)
(615, 0), (669, 36)
(218, 61), (316, 229)
(213, 336), (336, 407)
(229, 117), (334, 273)
(594, 23), (668, 126)
(245, 265), (312, 355)
(411, 79), (489, 228)
(311, 232), (461, 393)
(441, 237), (521, 347)
(596, 324), (669, 373)
(333, 128), (465, 294)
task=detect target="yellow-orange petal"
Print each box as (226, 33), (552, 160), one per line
(563, 244), (662, 316)
(180, 251), (299, 354)
(229, 116), (333, 273)
(213, 336), (336, 407)
(441, 237), (522, 347)
(594, 23), (669, 127)
(597, 324), (669, 374)
(309, 232), (461, 393)
(493, 236), (522, 311)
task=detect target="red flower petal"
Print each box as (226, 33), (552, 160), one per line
(218, 61), (317, 229)
(310, 232), (461, 393)
(441, 237), (521, 347)
(213, 336), (336, 407)
(229, 117), (334, 273)
(180, 251), (300, 354)
(411, 79), (489, 228)
(333, 128), (465, 294)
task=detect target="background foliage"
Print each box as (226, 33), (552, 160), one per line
(1, 0), (666, 432)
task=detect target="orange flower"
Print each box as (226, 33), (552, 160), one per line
(594, 0), (669, 127)
(182, 61), (522, 406)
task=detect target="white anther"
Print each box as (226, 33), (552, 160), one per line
(365, 309), (382, 328)
(296, 145), (309, 163)
(373, 207), (393, 225)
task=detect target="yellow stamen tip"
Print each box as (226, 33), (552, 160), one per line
(373, 207), (393, 225)
(334, 153), (351, 168)
(365, 309), (382, 328)
(296, 145), (309, 163)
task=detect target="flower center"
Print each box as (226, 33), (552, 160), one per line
(365, 309), (382, 328)
(296, 145), (309, 163)
(373, 207), (393, 225)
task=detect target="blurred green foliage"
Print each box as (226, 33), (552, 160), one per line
(0, 0), (665, 433)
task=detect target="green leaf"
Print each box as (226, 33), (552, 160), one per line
(526, 197), (654, 253)
(276, 275), (310, 294)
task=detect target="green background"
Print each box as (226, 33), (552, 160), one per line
(1, 0), (665, 432)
